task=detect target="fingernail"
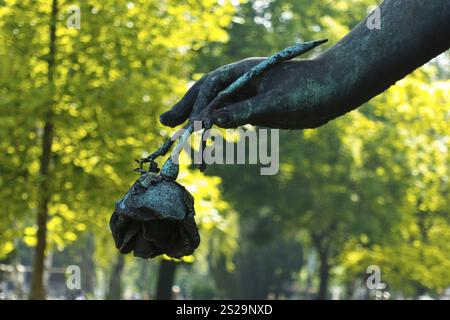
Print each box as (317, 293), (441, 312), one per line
(212, 109), (232, 126)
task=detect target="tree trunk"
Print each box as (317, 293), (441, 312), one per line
(106, 254), (125, 300)
(138, 260), (150, 299)
(81, 233), (96, 297)
(317, 250), (330, 300)
(156, 260), (177, 300)
(344, 281), (355, 300)
(30, 0), (58, 300)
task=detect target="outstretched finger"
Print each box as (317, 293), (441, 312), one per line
(190, 59), (263, 120)
(159, 76), (207, 127)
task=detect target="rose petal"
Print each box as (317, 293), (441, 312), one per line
(126, 180), (188, 221)
(119, 221), (140, 254)
(142, 220), (180, 247)
(110, 175), (201, 259)
(133, 233), (163, 259)
(109, 211), (126, 249)
(181, 216), (201, 249)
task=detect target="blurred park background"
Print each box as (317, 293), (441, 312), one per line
(0, 0), (449, 300)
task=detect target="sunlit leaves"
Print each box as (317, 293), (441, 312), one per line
(0, 0), (237, 260)
(339, 73), (450, 295)
(202, 0), (450, 297)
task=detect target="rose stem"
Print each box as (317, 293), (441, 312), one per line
(155, 39), (328, 174)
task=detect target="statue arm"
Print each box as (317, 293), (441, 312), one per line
(160, 0), (450, 129)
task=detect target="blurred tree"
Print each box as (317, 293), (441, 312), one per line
(0, 0), (237, 299)
(194, 0), (449, 299)
(106, 254), (124, 300)
(340, 74), (450, 298)
(193, 0), (375, 70)
(155, 259), (177, 300)
(1, 0), (448, 300)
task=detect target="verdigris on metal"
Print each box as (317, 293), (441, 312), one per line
(140, 39), (328, 176)
(110, 39), (327, 259)
(110, 172), (199, 259)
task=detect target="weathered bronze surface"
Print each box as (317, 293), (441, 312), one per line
(110, 172), (199, 259)
(140, 39), (328, 174)
(111, 40), (327, 259)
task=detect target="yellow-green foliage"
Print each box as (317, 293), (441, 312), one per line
(0, 0), (238, 259)
(339, 73), (450, 294)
